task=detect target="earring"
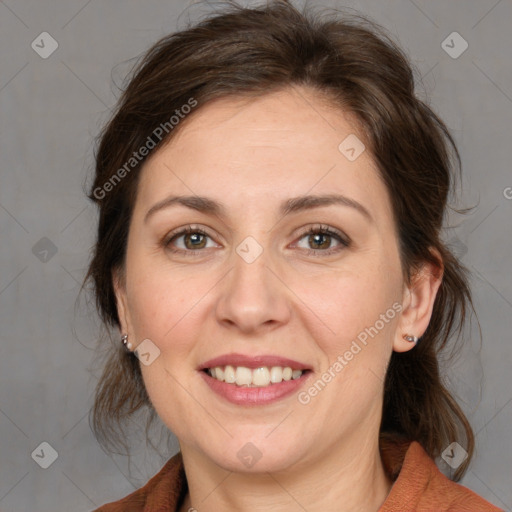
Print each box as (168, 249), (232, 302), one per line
(403, 334), (419, 344)
(121, 334), (132, 350)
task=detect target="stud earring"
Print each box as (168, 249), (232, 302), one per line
(403, 334), (419, 344)
(121, 334), (132, 350)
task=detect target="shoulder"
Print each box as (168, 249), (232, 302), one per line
(380, 441), (504, 512)
(93, 451), (186, 512)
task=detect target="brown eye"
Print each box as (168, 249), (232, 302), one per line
(164, 226), (216, 255)
(182, 232), (208, 250)
(307, 232), (332, 250)
(295, 225), (350, 256)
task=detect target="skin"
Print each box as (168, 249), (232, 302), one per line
(114, 86), (442, 512)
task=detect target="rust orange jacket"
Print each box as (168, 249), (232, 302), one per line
(95, 440), (503, 511)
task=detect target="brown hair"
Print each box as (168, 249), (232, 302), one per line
(85, 0), (475, 480)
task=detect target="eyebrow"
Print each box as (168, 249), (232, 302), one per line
(144, 193), (372, 223)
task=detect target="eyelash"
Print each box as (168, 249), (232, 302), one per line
(296, 225), (351, 256)
(163, 224), (351, 257)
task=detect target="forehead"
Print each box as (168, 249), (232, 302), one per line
(166, 87), (363, 157)
(135, 87), (391, 222)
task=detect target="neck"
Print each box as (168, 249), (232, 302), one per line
(179, 433), (394, 512)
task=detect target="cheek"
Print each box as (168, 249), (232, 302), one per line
(126, 266), (207, 418)
(125, 255), (214, 356)
(305, 271), (399, 403)
(297, 265), (400, 351)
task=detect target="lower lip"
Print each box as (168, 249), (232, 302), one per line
(200, 371), (311, 406)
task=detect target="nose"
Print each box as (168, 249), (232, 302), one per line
(215, 242), (292, 335)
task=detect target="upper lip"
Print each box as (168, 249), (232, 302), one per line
(199, 353), (312, 371)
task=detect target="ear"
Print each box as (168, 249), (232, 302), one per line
(113, 266), (132, 336)
(393, 254), (443, 353)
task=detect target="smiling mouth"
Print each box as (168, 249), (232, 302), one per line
(202, 365), (311, 387)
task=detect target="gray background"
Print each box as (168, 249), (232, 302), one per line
(1, 0), (511, 510)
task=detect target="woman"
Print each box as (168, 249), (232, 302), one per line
(86, 1), (503, 510)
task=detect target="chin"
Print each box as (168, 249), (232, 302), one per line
(204, 436), (309, 474)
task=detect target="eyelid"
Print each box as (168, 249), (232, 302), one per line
(290, 224), (351, 256)
(293, 224), (350, 246)
(163, 223), (351, 256)
(163, 224), (217, 247)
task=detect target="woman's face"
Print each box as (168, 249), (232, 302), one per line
(115, 86), (416, 472)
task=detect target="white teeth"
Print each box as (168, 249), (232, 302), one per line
(282, 367), (292, 381)
(235, 366), (252, 386)
(206, 365), (304, 387)
(270, 366), (283, 383)
(252, 367), (270, 387)
(215, 367), (224, 381)
(224, 365), (236, 383)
